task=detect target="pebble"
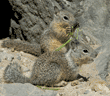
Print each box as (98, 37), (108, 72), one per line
(84, 90), (90, 94)
(16, 55), (21, 60)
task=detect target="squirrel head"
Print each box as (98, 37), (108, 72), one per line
(49, 7), (80, 42)
(69, 38), (98, 66)
(54, 7), (79, 30)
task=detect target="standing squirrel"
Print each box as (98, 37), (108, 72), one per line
(1, 8), (79, 56)
(3, 38), (97, 87)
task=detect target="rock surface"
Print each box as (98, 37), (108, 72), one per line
(7, 0), (110, 45)
(1, 0), (110, 96)
(0, 83), (58, 96)
(0, 39), (110, 96)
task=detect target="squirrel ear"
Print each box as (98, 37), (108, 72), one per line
(69, 38), (79, 49)
(54, 6), (60, 15)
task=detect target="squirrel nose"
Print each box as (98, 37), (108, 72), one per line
(74, 22), (80, 29)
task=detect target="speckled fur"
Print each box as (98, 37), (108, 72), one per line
(3, 38), (97, 87)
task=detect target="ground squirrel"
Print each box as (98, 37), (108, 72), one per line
(2, 8), (97, 87)
(2, 8), (79, 56)
(3, 38), (97, 87)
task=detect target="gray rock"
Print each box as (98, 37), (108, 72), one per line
(0, 52), (14, 61)
(4, 0), (110, 94)
(94, 41), (110, 80)
(8, 0), (110, 45)
(76, 0), (110, 45)
(0, 58), (1, 62)
(16, 55), (21, 60)
(84, 90), (90, 94)
(21, 65), (30, 72)
(0, 83), (58, 96)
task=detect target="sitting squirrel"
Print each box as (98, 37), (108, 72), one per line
(3, 38), (97, 87)
(2, 7), (79, 56)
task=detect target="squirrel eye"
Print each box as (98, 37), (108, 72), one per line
(63, 16), (69, 20)
(83, 50), (88, 53)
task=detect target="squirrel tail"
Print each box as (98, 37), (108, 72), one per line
(3, 62), (30, 83)
(1, 39), (41, 56)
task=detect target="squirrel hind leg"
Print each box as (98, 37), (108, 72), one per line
(30, 61), (62, 86)
(3, 62), (30, 83)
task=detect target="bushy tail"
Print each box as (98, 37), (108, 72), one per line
(1, 39), (41, 56)
(3, 62), (30, 83)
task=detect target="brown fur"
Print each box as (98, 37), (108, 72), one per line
(40, 9), (79, 54)
(2, 9), (79, 56)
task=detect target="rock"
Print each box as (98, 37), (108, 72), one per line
(57, 79), (110, 96)
(78, 78), (84, 82)
(0, 52), (14, 61)
(2, 0), (110, 96)
(83, 90), (90, 94)
(71, 80), (79, 86)
(91, 83), (110, 93)
(54, 81), (68, 87)
(0, 83), (58, 96)
(5, 0), (110, 46)
(16, 54), (21, 60)
(93, 41), (110, 89)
